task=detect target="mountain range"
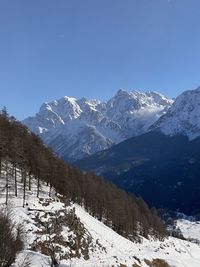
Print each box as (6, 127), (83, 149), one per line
(23, 86), (200, 213)
(75, 87), (200, 213)
(23, 89), (173, 162)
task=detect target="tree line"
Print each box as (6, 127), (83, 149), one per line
(0, 110), (166, 241)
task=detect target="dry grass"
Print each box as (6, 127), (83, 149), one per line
(144, 258), (171, 267)
(132, 263), (141, 267)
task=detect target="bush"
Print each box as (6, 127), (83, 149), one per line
(0, 212), (23, 267)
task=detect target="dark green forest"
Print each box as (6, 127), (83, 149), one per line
(0, 110), (166, 241)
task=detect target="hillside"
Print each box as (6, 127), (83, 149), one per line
(1, 174), (200, 267)
(75, 131), (200, 214)
(0, 112), (172, 265)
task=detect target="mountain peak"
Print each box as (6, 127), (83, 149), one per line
(116, 89), (142, 97)
(116, 88), (130, 96)
(152, 86), (200, 139)
(63, 95), (77, 102)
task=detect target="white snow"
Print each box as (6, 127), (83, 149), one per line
(176, 219), (200, 243)
(1, 167), (200, 267)
(73, 204), (200, 267)
(153, 87), (200, 140)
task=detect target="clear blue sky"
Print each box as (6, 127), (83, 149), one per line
(1, 0), (200, 119)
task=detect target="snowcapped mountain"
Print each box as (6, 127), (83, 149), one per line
(23, 89), (173, 161)
(152, 87), (200, 140)
(75, 87), (200, 213)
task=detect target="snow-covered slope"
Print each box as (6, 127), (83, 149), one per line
(152, 87), (200, 140)
(23, 89), (172, 161)
(1, 170), (200, 267)
(176, 218), (200, 244)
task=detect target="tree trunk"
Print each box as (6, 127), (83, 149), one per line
(49, 184), (52, 197)
(28, 172), (31, 191)
(23, 170), (26, 208)
(6, 169), (9, 205)
(14, 163), (17, 197)
(37, 170), (40, 198)
(0, 157), (1, 179)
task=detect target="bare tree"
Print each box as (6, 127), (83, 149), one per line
(14, 254), (32, 267)
(0, 212), (23, 267)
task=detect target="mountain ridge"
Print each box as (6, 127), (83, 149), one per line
(23, 89), (173, 161)
(75, 86), (200, 213)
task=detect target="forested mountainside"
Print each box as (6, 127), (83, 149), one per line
(23, 89), (173, 162)
(2, 111), (200, 267)
(1, 176), (200, 267)
(75, 131), (200, 214)
(75, 87), (200, 215)
(0, 111), (166, 241)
